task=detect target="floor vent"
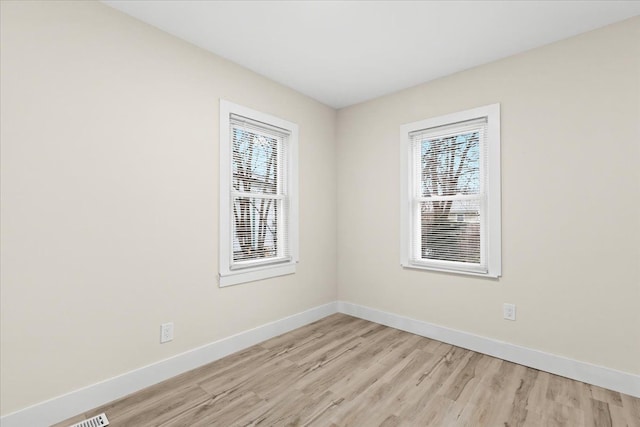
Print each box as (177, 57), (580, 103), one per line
(69, 413), (109, 427)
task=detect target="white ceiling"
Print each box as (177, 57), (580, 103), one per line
(102, 1), (640, 109)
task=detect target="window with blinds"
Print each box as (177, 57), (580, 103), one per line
(220, 101), (298, 287)
(400, 104), (501, 278)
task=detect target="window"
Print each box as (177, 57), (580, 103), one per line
(219, 100), (298, 287)
(400, 104), (501, 277)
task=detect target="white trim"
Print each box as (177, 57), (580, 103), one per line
(220, 263), (296, 287)
(0, 302), (338, 427)
(4, 300), (637, 426)
(337, 301), (640, 398)
(219, 99), (299, 287)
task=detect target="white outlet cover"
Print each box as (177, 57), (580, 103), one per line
(503, 303), (516, 321)
(160, 322), (174, 343)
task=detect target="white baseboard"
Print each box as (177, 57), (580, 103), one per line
(0, 302), (338, 427)
(3, 300), (638, 426)
(337, 301), (640, 398)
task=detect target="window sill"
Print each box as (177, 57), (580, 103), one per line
(401, 262), (500, 279)
(219, 263), (296, 287)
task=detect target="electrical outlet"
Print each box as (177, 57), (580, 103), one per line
(503, 303), (516, 321)
(160, 322), (174, 343)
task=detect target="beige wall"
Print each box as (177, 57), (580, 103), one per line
(337, 17), (640, 375)
(0, 1), (337, 415)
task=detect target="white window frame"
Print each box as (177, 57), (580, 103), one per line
(400, 104), (501, 278)
(219, 100), (299, 287)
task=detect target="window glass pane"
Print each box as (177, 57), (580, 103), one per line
(232, 196), (279, 262)
(420, 199), (481, 264)
(420, 131), (480, 197)
(232, 128), (279, 195)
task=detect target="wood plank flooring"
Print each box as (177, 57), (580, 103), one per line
(54, 314), (640, 427)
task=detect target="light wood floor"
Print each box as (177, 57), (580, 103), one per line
(55, 314), (640, 427)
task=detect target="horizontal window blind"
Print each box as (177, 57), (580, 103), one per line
(230, 113), (290, 139)
(410, 117), (488, 272)
(230, 115), (290, 268)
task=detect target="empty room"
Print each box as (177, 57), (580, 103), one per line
(1, 1), (639, 426)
